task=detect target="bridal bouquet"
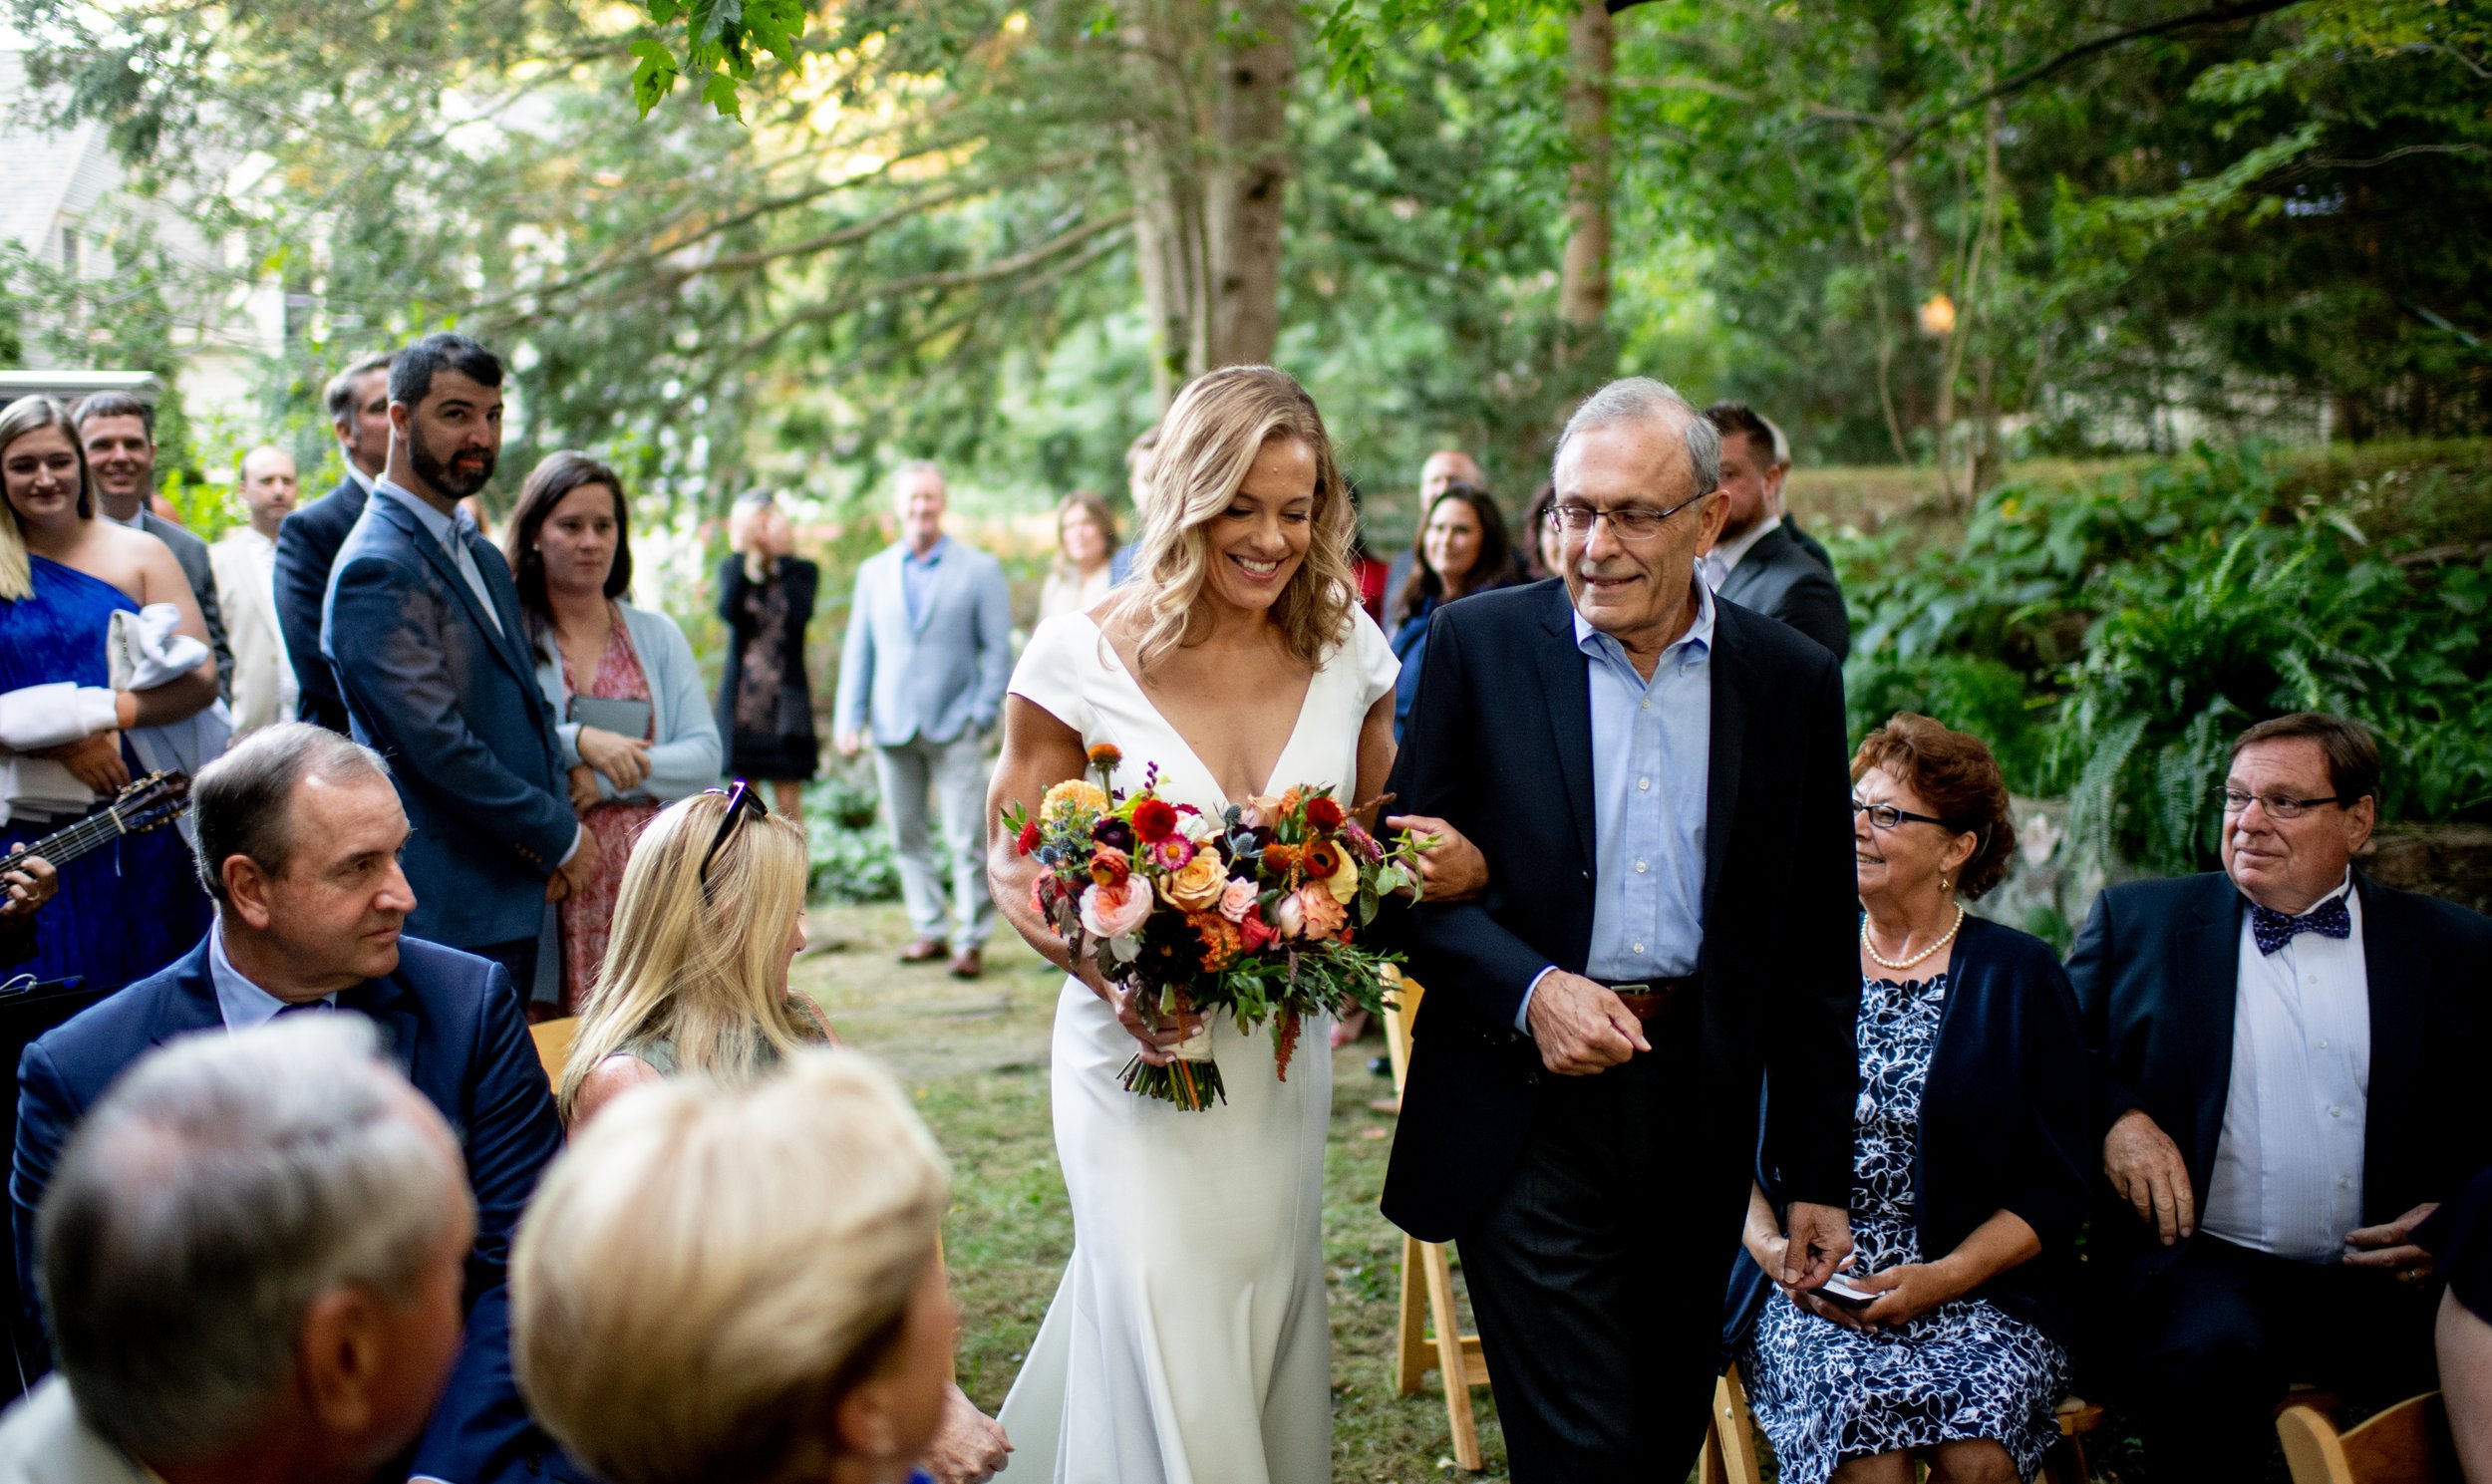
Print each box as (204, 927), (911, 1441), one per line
(1004, 743), (1426, 1110)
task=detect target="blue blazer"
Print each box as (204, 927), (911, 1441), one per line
(273, 474), (368, 733)
(1725, 915), (2096, 1353)
(9, 936), (580, 1484)
(323, 492), (576, 949)
(831, 539), (1014, 747)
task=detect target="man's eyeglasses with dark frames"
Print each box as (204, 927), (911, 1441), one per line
(699, 780), (769, 886)
(2215, 787), (2355, 820)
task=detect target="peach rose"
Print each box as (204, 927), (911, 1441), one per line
(1081, 878), (1154, 939)
(1159, 847), (1229, 911)
(1216, 878), (1259, 923)
(1292, 884), (1347, 939)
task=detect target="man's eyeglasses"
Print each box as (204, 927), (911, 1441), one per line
(1852, 797), (1956, 831)
(1546, 491), (1711, 543)
(699, 780), (769, 886)
(2215, 787), (2354, 820)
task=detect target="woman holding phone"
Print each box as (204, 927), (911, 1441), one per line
(1730, 714), (2093, 1484)
(509, 450), (721, 1016)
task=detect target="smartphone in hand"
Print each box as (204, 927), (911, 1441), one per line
(1812, 1274), (1877, 1311)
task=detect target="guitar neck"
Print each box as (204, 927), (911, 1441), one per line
(2, 803), (150, 874)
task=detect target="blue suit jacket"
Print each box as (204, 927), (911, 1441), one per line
(9, 936), (580, 1484)
(323, 491), (575, 949)
(831, 540), (1014, 746)
(273, 474), (369, 733)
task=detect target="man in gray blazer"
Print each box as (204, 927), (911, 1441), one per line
(1701, 401), (1849, 660)
(75, 393), (235, 701)
(834, 461), (1013, 979)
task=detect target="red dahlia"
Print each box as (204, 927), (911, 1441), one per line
(1132, 799), (1179, 842)
(1016, 819), (1041, 855)
(1305, 796), (1345, 831)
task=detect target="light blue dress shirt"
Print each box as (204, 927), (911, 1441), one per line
(1519, 577), (1715, 1032)
(901, 536), (951, 626)
(208, 923), (335, 1028)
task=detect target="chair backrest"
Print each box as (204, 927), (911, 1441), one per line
(1382, 970), (1420, 1097)
(529, 1016), (579, 1092)
(2279, 1392), (2455, 1484)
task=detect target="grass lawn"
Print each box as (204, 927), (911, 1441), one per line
(792, 897), (1532, 1482)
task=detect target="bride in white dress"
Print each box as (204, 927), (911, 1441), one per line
(986, 366), (1478, 1483)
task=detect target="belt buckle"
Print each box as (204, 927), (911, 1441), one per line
(1609, 982), (1652, 997)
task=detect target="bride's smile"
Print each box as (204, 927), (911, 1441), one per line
(1207, 436), (1316, 615)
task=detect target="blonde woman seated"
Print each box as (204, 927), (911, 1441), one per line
(514, 1048), (959, 1484)
(554, 783), (1011, 1483)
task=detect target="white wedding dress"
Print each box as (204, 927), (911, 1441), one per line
(996, 609), (1399, 1484)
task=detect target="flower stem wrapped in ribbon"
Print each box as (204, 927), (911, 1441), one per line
(1003, 742), (1428, 1110)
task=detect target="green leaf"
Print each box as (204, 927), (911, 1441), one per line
(700, 71), (744, 119)
(625, 39), (678, 117)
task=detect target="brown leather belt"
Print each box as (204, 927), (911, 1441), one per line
(1597, 974), (1700, 1023)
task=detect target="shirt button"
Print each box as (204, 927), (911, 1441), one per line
(1631, 943), (1646, 955)
(1638, 777), (1651, 792)
(2317, 1039), (2329, 1049)
(1635, 860), (1649, 874)
(1641, 698), (1651, 711)
(2330, 1105), (2342, 1117)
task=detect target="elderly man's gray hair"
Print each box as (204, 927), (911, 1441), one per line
(894, 457), (944, 485)
(36, 1017), (468, 1465)
(1553, 377), (1723, 499)
(190, 722), (391, 910)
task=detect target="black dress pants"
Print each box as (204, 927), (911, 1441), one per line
(1455, 1047), (1750, 1481)
(2114, 1233), (2440, 1481)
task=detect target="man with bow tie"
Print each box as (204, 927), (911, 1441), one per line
(321, 334), (595, 998)
(2069, 712), (2492, 1475)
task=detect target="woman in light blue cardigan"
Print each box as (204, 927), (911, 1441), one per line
(506, 452), (721, 1014)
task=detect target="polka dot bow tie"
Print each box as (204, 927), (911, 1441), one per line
(2251, 896), (2351, 956)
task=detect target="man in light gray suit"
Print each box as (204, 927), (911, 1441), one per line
(834, 460), (1013, 980)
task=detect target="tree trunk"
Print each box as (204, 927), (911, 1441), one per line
(1123, 0), (1296, 407)
(1554, 0), (1615, 402)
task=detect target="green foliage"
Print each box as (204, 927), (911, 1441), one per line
(1838, 445), (2492, 877)
(802, 770), (902, 903)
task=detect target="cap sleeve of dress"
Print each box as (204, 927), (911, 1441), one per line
(1348, 606), (1400, 714)
(1008, 612), (1096, 738)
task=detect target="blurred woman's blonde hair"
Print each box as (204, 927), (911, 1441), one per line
(1107, 366), (1358, 675)
(512, 1047), (950, 1484)
(557, 790), (814, 1121)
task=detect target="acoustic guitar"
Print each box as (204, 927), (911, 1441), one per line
(1, 771), (192, 878)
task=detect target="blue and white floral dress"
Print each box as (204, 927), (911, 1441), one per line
(1739, 972), (2070, 1483)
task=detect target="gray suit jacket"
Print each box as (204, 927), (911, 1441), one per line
(136, 511), (232, 703)
(832, 538), (1013, 747)
(1716, 522), (1850, 661)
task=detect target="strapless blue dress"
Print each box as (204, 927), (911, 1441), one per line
(0, 555), (208, 990)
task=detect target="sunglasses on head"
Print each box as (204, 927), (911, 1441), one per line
(699, 780), (769, 886)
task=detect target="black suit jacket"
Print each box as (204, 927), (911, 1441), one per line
(1380, 579), (1861, 1242)
(2067, 870), (2492, 1278)
(1715, 522), (1850, 661)
(11, 936), (580, 1483)
(272, 474), (369, 732)
(135, 510), (233, 704)
(1782, 512), (1838, 591)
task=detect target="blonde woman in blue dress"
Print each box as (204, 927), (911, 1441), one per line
(987, 366), (1481, 1483)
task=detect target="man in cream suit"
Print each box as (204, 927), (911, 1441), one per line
(208, 446), (302, 736)
(833, 460), (1012, 980)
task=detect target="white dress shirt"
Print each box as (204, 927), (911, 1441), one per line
(2200, 873), (2370, 1261)
(1703, 514), (1783, 591)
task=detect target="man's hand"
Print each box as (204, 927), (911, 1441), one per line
(1, 849), (58, 921)
(918, 1381), (1012, 1484)
(2344, 1201), (2439, 1284)
(1523, 971), (1648, 1075)
(1780, 1202), (1854, 1291)
(558, 828), (602, 897)
(835, 728), (865, 757)
(37, 732), (129, 793)
(576, 727), (651, 791)
(2104, 1108), (2195, 1245)
(1385, 813), (1487, 903)
(568, 764), (602, 813)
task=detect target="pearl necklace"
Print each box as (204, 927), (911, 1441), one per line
(1862, 904), (1966, 971)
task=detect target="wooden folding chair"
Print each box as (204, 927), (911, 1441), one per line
(2040, 1395), (2105, 1483)
(529, 1016), (579, 1091)
(1385, 978), (1491, 1471)
(2280, 1391), (2457, 1484)
(1695, 1363), (1765, 1484)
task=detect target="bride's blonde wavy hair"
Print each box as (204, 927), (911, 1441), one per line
(1108, 366), (1358, 676)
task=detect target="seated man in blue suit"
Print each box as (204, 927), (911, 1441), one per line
(10, 724), (580, 1484)
(323, 334), (593, 995)
(275, 350), (394, 735)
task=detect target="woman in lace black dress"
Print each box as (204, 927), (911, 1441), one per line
(1732, 714), (2094, 1484)
(713, 490), (819, 818)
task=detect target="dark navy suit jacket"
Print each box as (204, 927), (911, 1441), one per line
(10, 936), (578, 1484)
(323, 489), (575, 950)
(1726, 915), (2096, 1353)
(2067, 870), (2492, 1282)
(273, 474), (369, 733)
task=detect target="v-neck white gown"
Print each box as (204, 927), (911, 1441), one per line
(996, 610), (1399, 1484)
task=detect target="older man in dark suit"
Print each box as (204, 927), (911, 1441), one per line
(1383, 377), (1861, 1478)
(275, 351), (394, 734)
(323, 335), (591, 996)
(2070, 712), (2492, 1476)
(1701, 401), (1848, 660)
(11, 724), (582, 1484)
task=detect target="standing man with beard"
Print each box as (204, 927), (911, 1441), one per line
(277, 350), (394, 733)
(74, 392), (236, 702)
(322, 334), (593, 996)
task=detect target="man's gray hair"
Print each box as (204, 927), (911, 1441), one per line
(323, 352), (395, 429)
(1553, 377), (1722, 499)
(894, 458), (944, 486)
(190, 722), (391, 910)
(37, 1017), (467, 1465)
